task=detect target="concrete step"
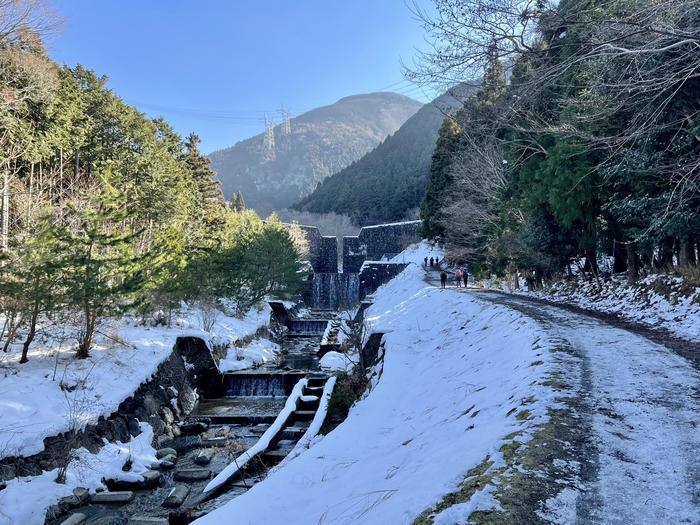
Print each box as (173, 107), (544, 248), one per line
(306, 377), (327, 388)
(292, 410), (316, 421)
(261, 449), (288, 465)
(127, 518), (169, 525)
(279, 426), (307, 440)
(298, 399), (320, 411)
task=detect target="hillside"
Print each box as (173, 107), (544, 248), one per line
(293, 87), (470, 226)
(208, 93), (421, 216)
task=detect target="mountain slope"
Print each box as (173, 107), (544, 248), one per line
(208, 93), (421, 216)
(293, 87), (470, 226)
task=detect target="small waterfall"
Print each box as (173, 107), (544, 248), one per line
(223, 373), (304, 397)
(289, 319), (328, 334)
(311, 273), (360, 310)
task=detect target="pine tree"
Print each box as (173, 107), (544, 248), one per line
(56, 169), (143, 358)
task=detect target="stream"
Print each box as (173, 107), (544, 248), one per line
(49, 318), (330, 525)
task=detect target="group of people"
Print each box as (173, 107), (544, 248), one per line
(425, 256), (440, 268)
(424, 256), (469, 289)
(439, 267), (468, 289)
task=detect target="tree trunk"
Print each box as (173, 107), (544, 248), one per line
(20, 302), (40, 364)
(659, 237), (674, 270)
(77, 308), (95, 359)
(514, 270), (519, 290)
(612, 239), (627, 274)
(679, 238), (696, 267)
(626, 242), (639, 285)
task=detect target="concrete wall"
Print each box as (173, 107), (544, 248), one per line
(299, 225), (338, 273)
(359, 262), (409, 299)
(343, 221), (421, 273)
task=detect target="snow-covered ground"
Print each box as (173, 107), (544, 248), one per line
(0, 422), (157, 525)
(218, 337), (280, 372)
(0, 304), (270, 460)
(512, 273), (700, 341)
(195, 254), (555, 524)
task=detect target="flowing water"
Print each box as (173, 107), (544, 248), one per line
(311, 272), (360, 310)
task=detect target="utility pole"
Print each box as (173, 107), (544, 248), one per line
(263, 113), (275, 152)
(280, 107), (291, 135)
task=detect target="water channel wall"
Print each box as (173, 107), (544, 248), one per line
(359, 262), (409, 300)
(342, 221), (421, 273)
(0, 337), (217, 482)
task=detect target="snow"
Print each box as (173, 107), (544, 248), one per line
(202, 378), (308, 496)
(388, 239), (443, 266)
(218, 338), (280, 372)
(0, 422), (157, 525)
(274, 376), (337, 470)
(513, 273), (700, 341)
(0, 303), (270, 460)
(319, 351), (354, 372)
(194, 255), (553, 524)
(360, 220), (421, 230)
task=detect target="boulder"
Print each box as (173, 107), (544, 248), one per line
(179, 421), (208, 435)
(61, 513), (87, 525)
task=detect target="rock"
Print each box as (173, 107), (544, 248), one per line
(127, 518), (169, 525)
(160, 435), (201, 453)
(200, 436), (227, 447)
(173, 468), (211, 482)
(156, 447), (177, 459)
(91, 491), (135, 504)
(159, 459), (175, 470)
(59, 494), (80, 509)
(61, 513), (87, 525)
(73, 486), (90, 503)
(193, 449), (213, 465)
(44, 504), (63, 522)
(104, 470), (160, 491)
(143, 393), (161, 414)
(162, 485), (190, 508)
(147, 415), (166, 436)
(179, 421), (208, 435)
(128, 417), (142, 437)
(160, 407), (175, 425)
(161, 453), (177, 464)
(110, 417), (131, 442)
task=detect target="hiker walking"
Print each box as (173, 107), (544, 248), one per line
(455, 268), (462, 287)
(462, 267), (468, 287)
(435, 257), (440, 268)
(440, 270), (447, 289)
(424, 257), (428, 267)
(430, 257), (434, 267)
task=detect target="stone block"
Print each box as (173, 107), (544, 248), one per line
(91, 491), (135, 504)
(173, 468), (211, 482)
(73, 487), (90, 503)
(61, 513), (87, 525)
(162, 485), (190, 508)
(193, 449), (213, 465)
(156, 447), (177, 459)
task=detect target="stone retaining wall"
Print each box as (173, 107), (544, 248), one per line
(0, 339), (214, 482)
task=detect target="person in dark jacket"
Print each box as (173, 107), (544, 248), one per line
(424, 257), (428, 267)
(435, 257), (440, 268)
(440, 271), (447, 288)
(430, 257), (434, 267)
(462, 267), (468, 287)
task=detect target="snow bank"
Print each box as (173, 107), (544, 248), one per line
(195, 258), (553, 524)
(319, 351), (354, 372)
(516, 273), (700, 341)
(0, 422), (156, 525)
(389, 240), (443, 266)
(0, 304), (270, 460)
(218, 338), (280, 372)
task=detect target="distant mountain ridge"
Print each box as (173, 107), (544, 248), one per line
(293, 87), (472, 226)
(208, 92), (422, 216)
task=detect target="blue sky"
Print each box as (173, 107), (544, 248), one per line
(48, 1), (435, 153)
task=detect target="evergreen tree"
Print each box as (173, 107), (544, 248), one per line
(56, 169), (143, 358)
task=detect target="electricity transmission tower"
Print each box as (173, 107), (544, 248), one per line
(263, 113), (275, 152)
(280, 107), (291, 135)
